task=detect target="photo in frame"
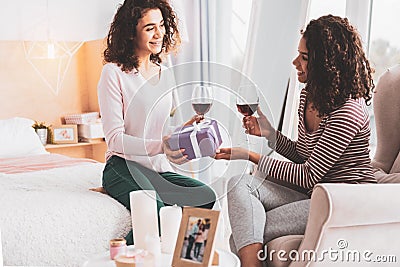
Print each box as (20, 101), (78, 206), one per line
(50, 125), (78, 144)
(172, 207), (220, 267)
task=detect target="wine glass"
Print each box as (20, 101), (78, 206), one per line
(192, 85), (213, 120)
(236, 84), (260, 143)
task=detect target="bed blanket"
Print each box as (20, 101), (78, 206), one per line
(0, 154), (97, 174)
(0, 161), (131, 267)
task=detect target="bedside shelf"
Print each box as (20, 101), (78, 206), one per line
(45, 139), (106, 162)
(45, 139), (105, 149)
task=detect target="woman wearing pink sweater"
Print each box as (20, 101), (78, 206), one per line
(97, 0), (215, 245)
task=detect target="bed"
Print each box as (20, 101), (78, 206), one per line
(0, 117), (131, 267)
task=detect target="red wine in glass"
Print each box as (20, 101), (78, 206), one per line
(192, 85), (213, 117)
(236, 84), (259, 145)
(236, 103), (258, 116)
(192, 103), (212, 115)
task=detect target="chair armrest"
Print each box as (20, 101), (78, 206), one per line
(291, 183), (400, 267)
(315, 183), (400, 227)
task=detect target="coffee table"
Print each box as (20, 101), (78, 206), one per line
(82, 247), (240, 267)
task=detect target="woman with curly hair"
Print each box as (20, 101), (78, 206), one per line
(98, 0), (216, 245)
(215, 15), (376, 266)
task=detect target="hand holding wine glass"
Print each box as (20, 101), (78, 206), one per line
(243, 107), (275, 141)
(192, 85), (213, 121)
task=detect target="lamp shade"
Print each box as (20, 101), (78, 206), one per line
(0, 0), (123, 41)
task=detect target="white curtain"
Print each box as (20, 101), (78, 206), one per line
(280, 0), (310, 142)
(345, 0), (372, 52)
(244, 0), (310, 141)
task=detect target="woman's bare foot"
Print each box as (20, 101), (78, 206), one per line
(238, 243), (264, 267)
(89, 187), (108, 194)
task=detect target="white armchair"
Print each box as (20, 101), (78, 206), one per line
(266, 183), (400, 266)
(266, 65), (400, 267)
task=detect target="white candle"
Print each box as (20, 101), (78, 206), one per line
(160, 205), (182, 254)
(129, 190), (159, 250)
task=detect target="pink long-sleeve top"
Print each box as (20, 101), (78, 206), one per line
(97, 63), (176, 172)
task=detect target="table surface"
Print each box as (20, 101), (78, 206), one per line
(82, 247), (240, 267)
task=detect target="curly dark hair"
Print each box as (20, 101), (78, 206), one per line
(104, 0), (181, 72)
(302, 15), (374, 116)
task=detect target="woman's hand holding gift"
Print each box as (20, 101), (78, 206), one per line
(162, 136), (188, 165)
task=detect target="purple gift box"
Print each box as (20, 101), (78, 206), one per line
(168, 120), (223, 160)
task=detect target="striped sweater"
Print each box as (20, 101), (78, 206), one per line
(258, 89), (376, 190)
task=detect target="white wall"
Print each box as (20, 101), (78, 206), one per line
(0, 0), (122, 41)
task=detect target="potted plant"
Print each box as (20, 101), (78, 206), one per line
(32, 121), (50, 145)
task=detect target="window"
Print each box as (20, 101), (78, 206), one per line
(369, 0), (400, 79)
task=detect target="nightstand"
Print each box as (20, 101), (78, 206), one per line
(45, 139), (106, 162)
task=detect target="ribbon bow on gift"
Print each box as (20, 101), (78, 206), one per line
(177, 120), (221, 159)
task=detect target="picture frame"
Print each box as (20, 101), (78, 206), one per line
(50, 125), (78, 144)
(172, 207), (220, 267)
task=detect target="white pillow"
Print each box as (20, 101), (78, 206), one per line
(0, 117), (48, 158)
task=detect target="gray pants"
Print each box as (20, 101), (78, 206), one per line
(227, 174), (310, 253)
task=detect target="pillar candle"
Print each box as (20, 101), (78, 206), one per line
(129, 190), (159, 250)
(160, 205), (182, 254)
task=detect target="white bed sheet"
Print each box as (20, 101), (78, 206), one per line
(0, 158), (131, 267)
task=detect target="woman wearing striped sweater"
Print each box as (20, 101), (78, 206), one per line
(215, 15), (376, 267)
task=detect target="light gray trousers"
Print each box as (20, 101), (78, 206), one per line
(227, 174), (310, 253)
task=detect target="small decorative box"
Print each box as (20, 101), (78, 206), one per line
(64, 112), (99, 125)
(77, 123), (104, 139)
(168, 120), (222, 160)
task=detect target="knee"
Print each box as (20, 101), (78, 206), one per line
(207, 187), (217, 209)
(227, 174), (253, 193)
(198, 185), (217, 209)
(227, 174), (243, 190)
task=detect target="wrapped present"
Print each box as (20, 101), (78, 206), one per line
(168, 120), (222, 160)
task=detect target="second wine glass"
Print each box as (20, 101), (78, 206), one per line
(236, 84), (260, 144)
(192, 85), (213, 117)
(236, 84), (259, 116)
